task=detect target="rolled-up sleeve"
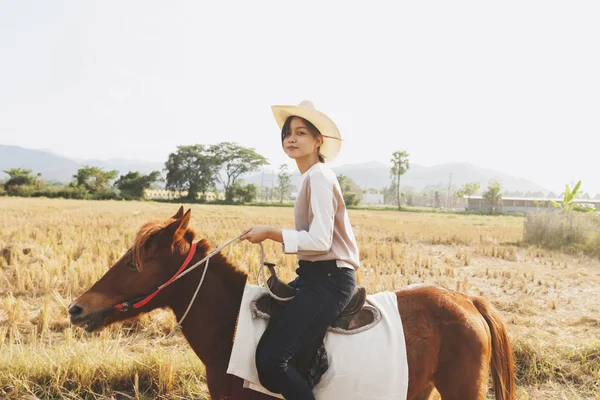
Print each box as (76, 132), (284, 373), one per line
(282, 170), (335, 255)
(281, 229), (299, 253)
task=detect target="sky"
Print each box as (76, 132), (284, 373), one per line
(0, 1), (598, 195)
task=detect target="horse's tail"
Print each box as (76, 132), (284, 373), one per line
(472, 297), (516, 400)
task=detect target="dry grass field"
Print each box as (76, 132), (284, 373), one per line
(0, 197), (599, 399)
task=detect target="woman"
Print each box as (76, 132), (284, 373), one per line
(240, 101), (360, 400)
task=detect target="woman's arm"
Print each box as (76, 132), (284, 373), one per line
(239, 226), (283, 244)
(240, 169), (337, 252)
(281, 170), (336, 255)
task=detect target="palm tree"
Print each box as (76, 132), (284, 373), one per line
(390, 151), (410, 210)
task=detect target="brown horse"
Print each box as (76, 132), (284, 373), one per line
(68, 207), (515, 400)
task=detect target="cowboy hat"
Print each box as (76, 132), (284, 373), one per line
(271, 100), (342, 163)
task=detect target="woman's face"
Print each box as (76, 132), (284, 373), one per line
(282, 117), (323, 161)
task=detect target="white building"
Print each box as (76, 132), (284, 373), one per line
(465, 195), (600, 213)
(144, 189), (225, 201)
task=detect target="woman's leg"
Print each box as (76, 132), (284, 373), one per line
(256, 268), (356, 400)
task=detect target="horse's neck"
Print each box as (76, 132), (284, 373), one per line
(167, 250), (246, 392)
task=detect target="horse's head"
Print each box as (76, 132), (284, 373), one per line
(68, 206), (197, 332)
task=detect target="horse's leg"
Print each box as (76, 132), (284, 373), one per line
(434, 377), (487, 400)
(411, 383), (436, 400)
(432, 335), (490, 400)
(397, 292), (441, 400)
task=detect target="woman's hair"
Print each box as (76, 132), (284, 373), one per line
(280, 116), (325, 163)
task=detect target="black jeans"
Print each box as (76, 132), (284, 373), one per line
(256, 260), (357, 400)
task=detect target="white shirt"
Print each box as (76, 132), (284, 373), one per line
(281, 163), (360, 270)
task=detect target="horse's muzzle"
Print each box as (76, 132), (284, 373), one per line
(68, 304), (113, 333)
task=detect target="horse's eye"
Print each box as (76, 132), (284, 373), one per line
(128, 262), (138, 271)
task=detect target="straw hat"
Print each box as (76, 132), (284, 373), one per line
(271, 100), (342, 163)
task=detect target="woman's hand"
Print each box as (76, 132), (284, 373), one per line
(239, 226), (274, 244)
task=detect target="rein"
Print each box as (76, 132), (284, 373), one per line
(113, 233), (293, 338)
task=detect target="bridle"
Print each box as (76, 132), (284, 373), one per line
(112, 234), (292, 338)
(113, 241), (200, 312)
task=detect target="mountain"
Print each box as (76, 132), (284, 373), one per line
(0, 145), (163, 182)
(0, 145), (81, 182)
(243, 161), (550, 195)
(1, 145), (550, 195)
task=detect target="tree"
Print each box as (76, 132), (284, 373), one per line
(230, 182), (258, 203)
(382, 182), (404, 206)
(3, 168), (41, 189)
(276, 164), (291, 203)
(72, 166), (118, 194)
(405, 191), (414, 206)
(2, 168), (43, 196)
(390, 151), (410, 210)
(115, 171), (162, 200)
(456, 182), (481, 208)
(434, 191), (441, 208)
(483, 179), (502, 214)
(259, 186), (275, 202)
(337, 174), (361, 206)
(164, 145), (220, 201)
(455, 182), (481, 198)
(211, 142), (269, 202)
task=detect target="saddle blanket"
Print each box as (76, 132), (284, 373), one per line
(226, 284), (409, 400)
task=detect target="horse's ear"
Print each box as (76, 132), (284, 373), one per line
(179, 209), (191, 233)
(165, 208), (192, 241)
(172, 206), (185, 220)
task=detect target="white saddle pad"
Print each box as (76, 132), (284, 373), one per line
(226, 284), (409, 400)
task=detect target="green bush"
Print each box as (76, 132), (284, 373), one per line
(7, 184), (38, 197)
(343, 191), (360, 207)
(91, 189), (119, 200)
(524, 211), (600, 258)
(24, 186), (88, 199)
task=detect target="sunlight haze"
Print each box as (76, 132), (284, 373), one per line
(0, 1), (598, 194)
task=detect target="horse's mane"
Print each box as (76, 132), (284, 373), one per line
(133, 219), (174, 267)
(133, 219), (247, 287)
(195, 238), (248, 287)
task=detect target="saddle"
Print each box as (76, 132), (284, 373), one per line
(252, 263), (381, 389)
